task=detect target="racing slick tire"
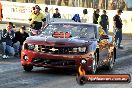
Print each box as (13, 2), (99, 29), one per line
(89, 51), (98, 74)
(114, 47), (116, 60)
(23, 65), (33, 72)
(76, 76), (87, 85)
(106, 49), (116, 70)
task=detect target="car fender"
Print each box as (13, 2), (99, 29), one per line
(87, 41), (98, 52)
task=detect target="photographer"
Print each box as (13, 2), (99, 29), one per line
(1, 22), (15, 59)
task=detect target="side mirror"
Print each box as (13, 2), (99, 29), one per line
(100, 35), (109, 39)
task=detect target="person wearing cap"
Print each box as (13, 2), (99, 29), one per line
(93, 9), (100, 24)
(44, 7), (50, 24)
(113, 9), (123, 49)
(1, 22), (15, 59)
(98, 10), (109, 34)
(13, 26), (29, 56)
(28, 5), (46, 30)
(53, 8), (61, 18)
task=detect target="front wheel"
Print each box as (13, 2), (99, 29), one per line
(23, 66), (33, 72)
(90, 52), (98, 74)
(106, 51), (115, 70)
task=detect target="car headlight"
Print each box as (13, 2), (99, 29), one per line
(73, 48), (78, 53)
(78, 47), (86, 53)
(73, 47), (86, 53)
(27, 44), (35, 50)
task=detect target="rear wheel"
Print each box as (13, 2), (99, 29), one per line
(23, 66), (33, 72)
(106, 51), (115, 70)
(76, 76), (87, 85)
(114, 47), (116, 60)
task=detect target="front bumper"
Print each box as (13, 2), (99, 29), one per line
(21, 49), (93, 69)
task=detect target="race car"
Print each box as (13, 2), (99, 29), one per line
(21, 22), (116, 74)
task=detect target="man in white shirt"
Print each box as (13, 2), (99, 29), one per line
(44, 7), (50, 24)
(81, 9), (89, 23)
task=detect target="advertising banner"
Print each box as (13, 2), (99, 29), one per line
(1, 1), (34, 23)
(1, 1), (93, 23)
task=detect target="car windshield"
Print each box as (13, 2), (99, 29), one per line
(41, 24), (96, 39)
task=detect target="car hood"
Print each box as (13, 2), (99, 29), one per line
(25, 36), (95, 47)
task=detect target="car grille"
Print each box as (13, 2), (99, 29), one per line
(35, 45), (82, 54)
(32, 58), (76, 66)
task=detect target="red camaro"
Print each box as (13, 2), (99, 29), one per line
(21, 22), (116, 74)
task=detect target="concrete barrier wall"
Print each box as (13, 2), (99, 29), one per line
(1, 1), (132, 33)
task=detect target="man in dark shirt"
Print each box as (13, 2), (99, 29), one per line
(13, 26), (29, 56)
(1, 22), (15, 59)
(93, 9), (100, 24)
(53, 8), (61, 18)
(98, 10), (109, 34)
(113, 9), (123, 49)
